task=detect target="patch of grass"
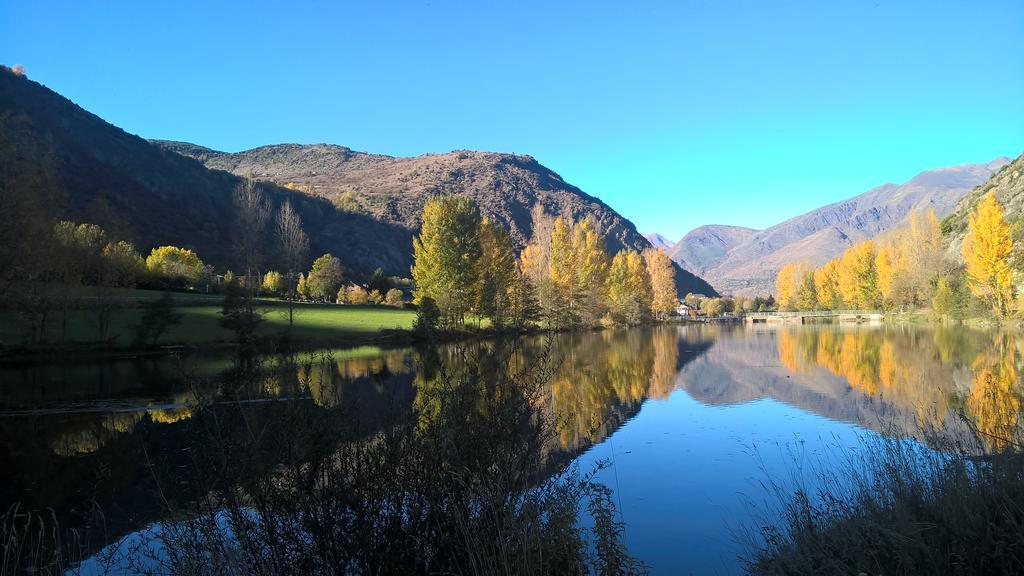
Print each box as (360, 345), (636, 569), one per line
(0, 300), (415, 347)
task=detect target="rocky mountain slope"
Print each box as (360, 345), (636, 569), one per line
(155, 141), (716, 295)
(642, 233), (675, 251)
(668, 225), (758, 277)
(0, 67), (715, 295)
(942, 152), (1024, 257)
(672, 158), (1010, 295)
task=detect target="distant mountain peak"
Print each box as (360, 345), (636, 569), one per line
(669, 159), (1010, 295)
(643, 233), (675, 251)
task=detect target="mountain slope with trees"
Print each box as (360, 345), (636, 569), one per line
(672, 158), (1010, 295)
(0, 67), (714, 295)
(942, 153), (1024, 258)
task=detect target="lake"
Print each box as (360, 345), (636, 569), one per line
(1, 323), (1017, 574)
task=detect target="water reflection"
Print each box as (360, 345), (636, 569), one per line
(3, 324), (1024, 573)
(773, 326), (1024, 451)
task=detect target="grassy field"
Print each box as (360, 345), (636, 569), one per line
(0, 295), (417, 348)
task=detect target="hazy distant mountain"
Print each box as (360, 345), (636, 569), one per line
(643, 233), (675, 251)
(0, 67), (717, 294)
(672, 158), (1011, 295)
(157, 141), (717, 295)
(668, 225), (758, 277)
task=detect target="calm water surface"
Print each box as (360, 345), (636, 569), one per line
(2, 324), (1017, 574)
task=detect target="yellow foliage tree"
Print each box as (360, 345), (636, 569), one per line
(837, 241), (880, 309)
(776, 262), (799, 311)
(606, 250), (652, 325)
(963, 192), (1014, 317)
(814, 259), (842, 310)
(644, 248), (677, 319)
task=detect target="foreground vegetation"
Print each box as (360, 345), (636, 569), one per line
(746, 430), (1024, 575)
(3, 340), (648, 575)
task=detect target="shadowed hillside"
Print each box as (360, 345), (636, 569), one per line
(156, 140), (717, 295)
(0, 66), (714, 294)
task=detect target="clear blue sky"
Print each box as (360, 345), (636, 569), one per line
(3, 0), (1022, 240)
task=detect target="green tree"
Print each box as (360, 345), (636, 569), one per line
(411, 196), (482, 328)
(933, 275), (967, 321)
(306, 254), (344, 301)
(368, 268), (390, 294)
(220, 274), (262, 345)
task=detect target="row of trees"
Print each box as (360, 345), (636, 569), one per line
(773, 193), (1020, 320)
(775, 210), (945, 312)
(411, 196), (678, 331)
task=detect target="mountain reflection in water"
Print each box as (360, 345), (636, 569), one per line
(1, 324), (1021, 574)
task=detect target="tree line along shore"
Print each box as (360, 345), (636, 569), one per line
(772, 192), (1022, 324)
(0, 178), (694, 357)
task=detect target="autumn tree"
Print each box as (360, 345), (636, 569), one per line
(146, 246), (205, 285)
(347, 285), (369, 305)
(932, 276), (968, 321)
(837, 241), (880, 309)
(644, 248), (677, 319)
(384, 288), (405, 307)
(474, 217), (517, 328)
(233, 175), (272, 297)
(776, 263), (799, 311)
(571, 219), (610, 326)
(548, 217), (579, 327)
(306, 253), (344, 301)
(794, 268), (817, 311)
(262, 271), (284, 294)
(813, 259), (843, 310)
(276, 200), (309, 326)
(507, 265), (541, 329)
(963, 192), (1014, 317)
(411, 196), (482, 328)
(606, 250), (652, 325)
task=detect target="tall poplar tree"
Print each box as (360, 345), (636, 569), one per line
(572, 219), (611, 326)
(548, 217), (578, 327)
(474, 217), (517, 328)
(963, 192), (1014, 317)
(644, 248), (677, 319)
(837, 241), (880, 309)
(607, 250), (653, 325)
(411, 196), (482, 328)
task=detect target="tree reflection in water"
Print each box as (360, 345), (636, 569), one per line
(83, 339), (651, 576)
(777, 325), (1024, 452)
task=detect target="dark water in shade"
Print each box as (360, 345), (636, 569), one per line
(1, 324), (1018, 574)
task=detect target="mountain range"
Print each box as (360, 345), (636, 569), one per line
(0, 67), (715, 295)
(658, 157), (1011, 295)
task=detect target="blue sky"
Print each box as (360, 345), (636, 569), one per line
(3, 0), (1022, 240)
